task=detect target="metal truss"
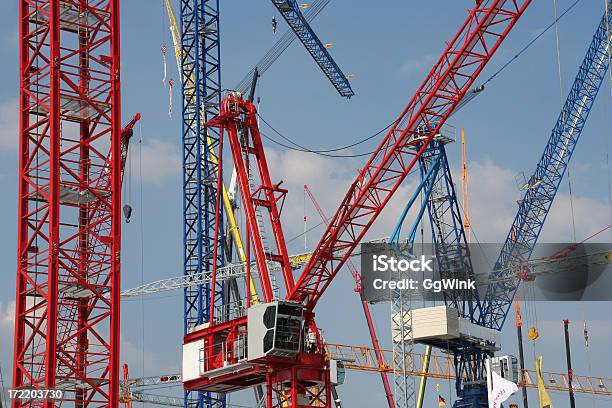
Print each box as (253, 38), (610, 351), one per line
(123, 344), (612, 397)
(270, 0), (354, 98)
(388, 150), (442, 408)
(205, 92), (294, 303)
(179, 0), (224, 406)
(419, 140), (489, 406)
(288, 0), (533, 312)
(14, 1), (121, 407)
(482, 0), (612, 330)
(420, 140), (482, 321)
(119, 239), (393, 298)
(235, 0), (331, 95)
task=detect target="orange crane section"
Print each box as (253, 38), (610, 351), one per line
(461, 128), (471, 243)
(325, 343), (612, 396)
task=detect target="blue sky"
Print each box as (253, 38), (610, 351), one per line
(1, 1), (612, 407)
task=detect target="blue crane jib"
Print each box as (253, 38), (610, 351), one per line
(271, 0), (355, 98)
(482, 1), (612, 331)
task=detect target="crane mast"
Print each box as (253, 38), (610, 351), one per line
(178, 0), (225, 407)
(14, 2), (121, 407)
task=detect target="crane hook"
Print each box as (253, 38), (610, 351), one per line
(123, 204), (133, 223)
(527, 326), (539, 341)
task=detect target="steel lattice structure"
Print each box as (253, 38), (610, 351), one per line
(179, 0), (224, 332)
(178, 3), (532, 406)
(178, 0), (225, 407)
(387, 5), (612, 405)
(234, 0), (331, 95)
(289, 0), (532, 312)
(14, 1), (121, 407)
(304, 185), (395, 407)
(482, 0), (612, 330)
(420, 140), (480, 320)
(388, 150), (442, 408)
(418, 140), (491, 407)
(270, 0), (354, 98)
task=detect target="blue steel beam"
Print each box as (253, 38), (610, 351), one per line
(179, 0), (225, 407)
(235, 0), (331, 95)
(271, 0), (354, 98)
(392, 6), (612, 406)
(419, 140), (482, 322)
(389, 155), (441, 247)
(482, 1), (612, 331)
(417, 140), (489, 408)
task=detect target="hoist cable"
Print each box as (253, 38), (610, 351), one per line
(258, 112), (391, 156)
(481, 0), (583, 87)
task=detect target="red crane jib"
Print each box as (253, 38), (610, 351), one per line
(289, 0), (532, 313)
(182, 1), (532, 403)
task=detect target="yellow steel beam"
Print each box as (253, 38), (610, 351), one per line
(324, 343), (612, 396)
(416, 345), (432, 408)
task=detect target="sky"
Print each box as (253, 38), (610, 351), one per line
(1, 1), (612, 407)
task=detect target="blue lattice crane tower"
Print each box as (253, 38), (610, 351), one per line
(417, 137), (490, 408)
(178, 1), (225, 407)
(389, 130), (485, 407)
(176, 1), (354, 407)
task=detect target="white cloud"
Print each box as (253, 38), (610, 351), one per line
(265, 148), (442, 246)
(263, 149), (610, 248)
(131, 138), (181, 186)
(401, 54), (437, 75)
(0, 301), (15, 328)
(541, 194), (611, 242)
(265, 148), (360, 241)
(465, 158), (522, 241)
(0, 98), (18, 153)
(464, 157), (611, 243)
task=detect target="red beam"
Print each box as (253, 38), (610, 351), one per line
(13, 2), (122, 407)
(290, 0), (533, 313)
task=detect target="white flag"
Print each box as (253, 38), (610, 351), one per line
(488, 370), (519, 408)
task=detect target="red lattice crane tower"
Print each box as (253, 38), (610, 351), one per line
(13, 1), (122, 407)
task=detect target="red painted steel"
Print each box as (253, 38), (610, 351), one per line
(185, 3), (532, 406)
(304, 185), (394, 408)
(205, 93), (294, 302)
(185, 95), (332, 406)
(289, 0), (533, 313)
(14, 1), (121, 407)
